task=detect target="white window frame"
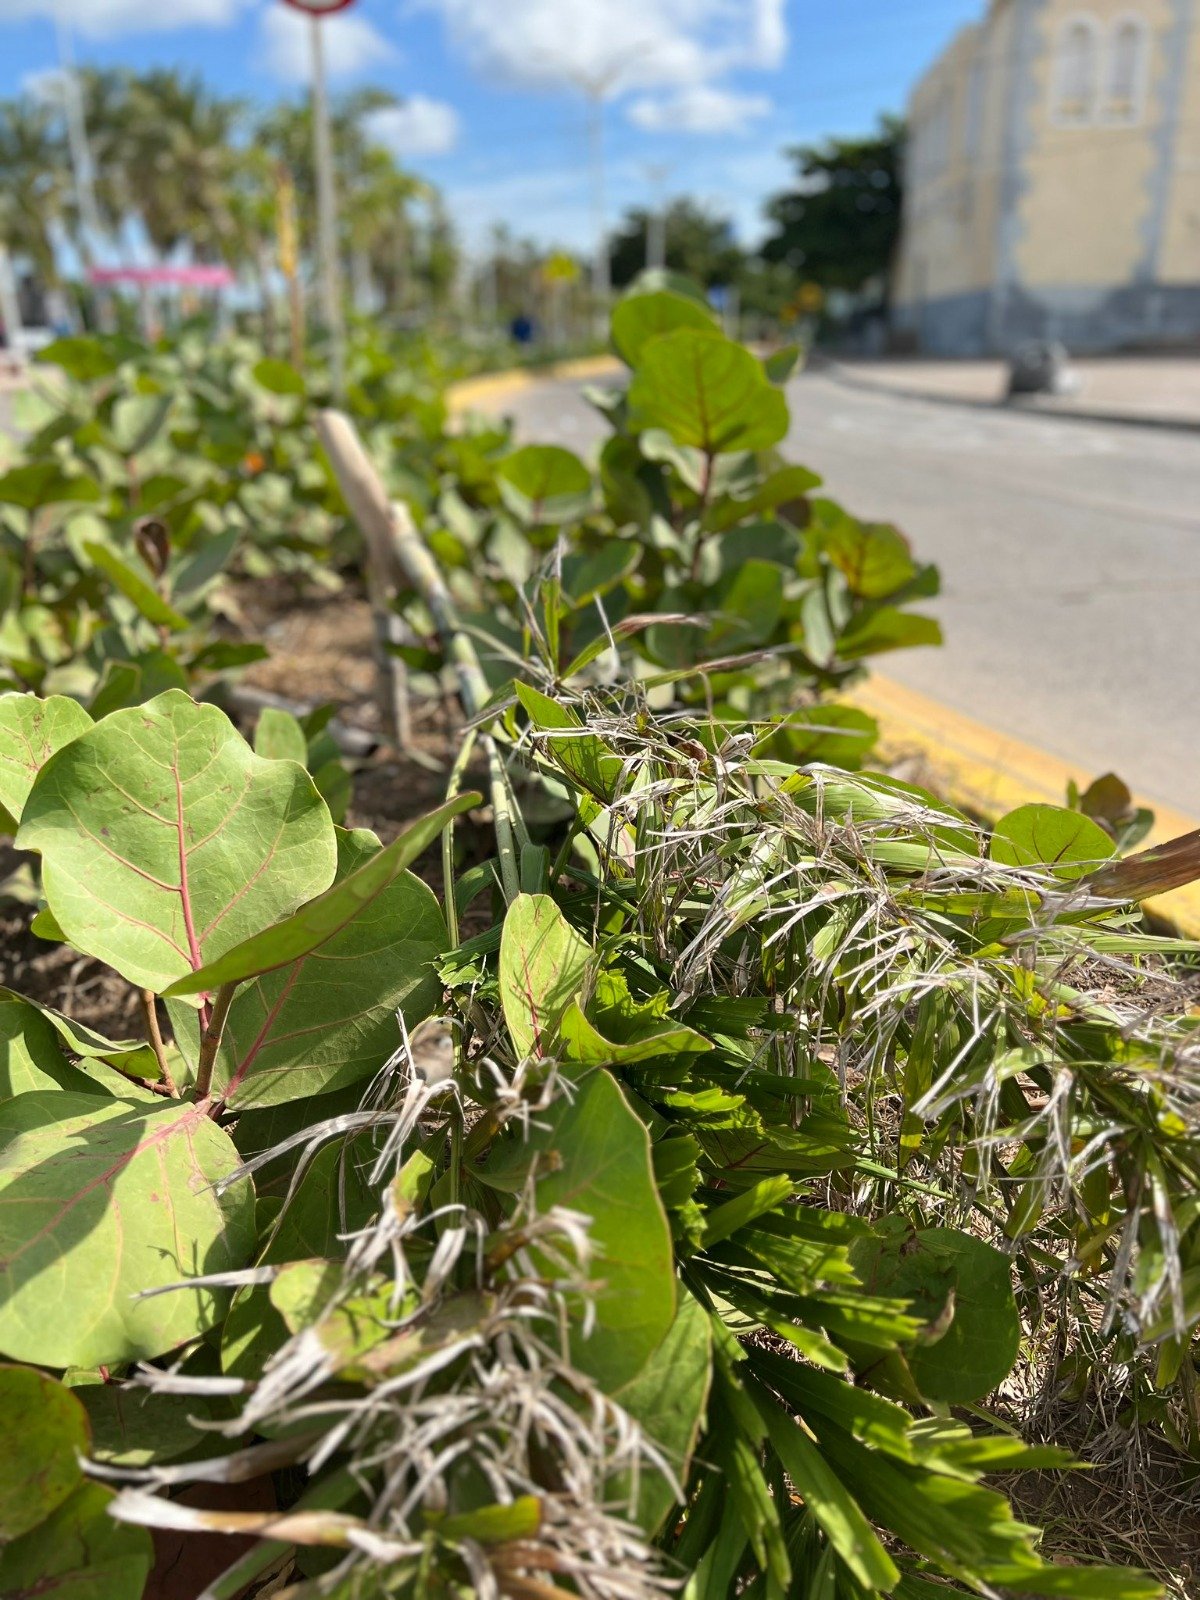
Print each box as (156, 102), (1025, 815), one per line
(1101, 13), (1150, 125)
(1050, 12), (1102, 126)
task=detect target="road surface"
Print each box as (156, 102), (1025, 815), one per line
(490, 369), (1200, 819)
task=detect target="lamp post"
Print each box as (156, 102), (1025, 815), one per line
(280, 0), (354, 398)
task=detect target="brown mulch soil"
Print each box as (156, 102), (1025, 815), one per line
(1, 580), (493, 1047)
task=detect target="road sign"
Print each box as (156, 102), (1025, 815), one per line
(280, 0), (356, 12)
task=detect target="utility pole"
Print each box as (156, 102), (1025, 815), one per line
(310, 14), (345, 397)
(281, 0), (354, 397)
(54, 20), (105, 263)
(644, 162), (670, 273)
(587, 87), (610, 304)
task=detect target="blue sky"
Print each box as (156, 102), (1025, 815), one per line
(0, 0), (982, 256)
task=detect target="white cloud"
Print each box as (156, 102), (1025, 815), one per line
(410, 0), (786, 97)
(261, 5), (397, 83)
(628, 84), (771, 135)
(366, 96), (460, 158)
(0, 0), (243, 34)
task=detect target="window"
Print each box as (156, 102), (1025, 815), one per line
(1104, 16), (1147, 122)
(1053, 16), (1099, 123)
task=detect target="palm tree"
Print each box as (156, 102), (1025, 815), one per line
(0, 98), (69, 284)
(116, 71), (245, 261)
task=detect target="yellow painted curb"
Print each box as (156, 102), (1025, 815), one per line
(848, 674), (1200, 935)
(448, 355), (622, 416)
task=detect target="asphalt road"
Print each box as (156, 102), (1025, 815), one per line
(492, 370), (1200, 818)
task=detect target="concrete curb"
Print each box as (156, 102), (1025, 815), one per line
(820, 357), (1200, 436)
(448, 355), (623, 415)
(847, 674), (1200, 935)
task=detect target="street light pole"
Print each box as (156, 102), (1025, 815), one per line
(644, 163), (670, 273)
(309, 13), (346, 399)
(587, 88), (610, 304)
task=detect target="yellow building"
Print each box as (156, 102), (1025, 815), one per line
(893, 0), (1200, 352)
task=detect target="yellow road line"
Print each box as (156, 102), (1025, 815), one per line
(848, 674), (1200, 935)
(447, 355), (622, 415)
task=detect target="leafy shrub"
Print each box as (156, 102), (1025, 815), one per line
(0, 287), (1194, 1599)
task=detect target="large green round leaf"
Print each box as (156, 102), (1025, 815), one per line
(0, 693), (91, 826)
(0, 1482), (152, 1600)
(608, 1291), (711, 1533)
(0, 1367), (90, 1542)
(524, 1068), (675, 1391)
(626, 328), (788, 454)
(168, 829), (449, 1108)
(17, 690), (337, 993)
(499, 892), (594, 1061)
(851, 1225), (1019, 1404)
(990, 803), (1116, 882)
(611, 289), (716, 367)
(496, 445), (594, 525)
(78, 1383), (208, 1467)
(0, 1092), (256, 1368)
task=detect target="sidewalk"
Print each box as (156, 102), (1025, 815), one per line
(826, 354), (1200, 429)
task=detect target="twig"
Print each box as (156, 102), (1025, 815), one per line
(140, 988), (178, 1096)
(314, 408), (520, 903)
(194, 982), (238, 1104)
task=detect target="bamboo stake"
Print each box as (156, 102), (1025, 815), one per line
(314, 408), (520, 902)
(312, 410), (411, 749)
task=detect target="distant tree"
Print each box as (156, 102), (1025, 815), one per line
(761, 117), (904, 305)
(0, 99), (69, 284)
(608, 198), (743, 290)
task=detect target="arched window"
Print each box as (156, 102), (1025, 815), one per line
(1104, 16), (1147, 122)
(1053, 16), (1099, 123)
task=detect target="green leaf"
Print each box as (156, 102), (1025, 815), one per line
(850, 1225), (1020, 1404)
(0, 694), (91, 825)
(0, 1367), (90, 1541)
(815, 503), (917, 598)
(608, 1291), (712, 1533)
(514, 682), (624, 802)
(558, 1001), (712, 1068)
(36, 335), (126, 383)
(254, 705), (308, 765)
(83, 540), (189, 631)
(755, 704), (877, 767)
(611, 288), (717, 366)
(763, 343), (801, 384)
(626, 329), (788, 454)
(172, 527), (240, 596)
(0, 991), (119, 1100)
(253, 357), (307, 396)
(167, 797), (473, 996)
(497, 445), (593, 524)
(706, 464), (821, 531)
(0, 1092), (256, 1368)
(171, 827), (451, 1108)
(751, 1382), (900, 1592)
(0, 1482), (152, 1600)
(499, 892), (594, 1060)
(559, 541), (639, 608)
(705, 559), (784, 651)
(836, 607), (942, 659)
(110, 394), (172, 456)
(0, 461), (101, 509)
(991, 803), (1117, 882)
(524, 1069), (675, 1390)
(17, 690), (338, 994)
(78, 1383), (208, 1467)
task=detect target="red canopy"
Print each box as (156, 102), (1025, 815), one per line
(87, 266), (236, 289)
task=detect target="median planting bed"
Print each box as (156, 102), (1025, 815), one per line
(0, 278), (1197, 1600)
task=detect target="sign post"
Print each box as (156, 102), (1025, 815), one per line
(280, 0), (354, 398)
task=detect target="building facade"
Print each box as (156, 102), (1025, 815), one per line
(892, 0), (1200, 353)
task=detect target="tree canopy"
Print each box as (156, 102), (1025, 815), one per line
(761, 118), (905, 302)
(609, 198), (743, 290)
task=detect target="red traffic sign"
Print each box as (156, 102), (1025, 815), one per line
(280, 0), (356, 13)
